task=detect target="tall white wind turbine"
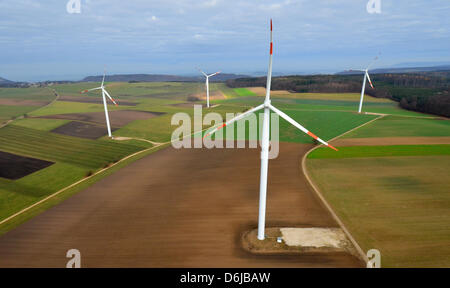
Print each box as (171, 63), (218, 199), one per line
(204, 20), (338, 241)
(81, 69), (118, 138)
(198, 68), (220, 108)
(350, 56), (378, 113)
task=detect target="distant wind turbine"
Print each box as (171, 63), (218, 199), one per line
(198, 68), (220, 108)
(350, 56), (378, 113)
(204, 20), (338, 241)
(80, 69), (118, 138)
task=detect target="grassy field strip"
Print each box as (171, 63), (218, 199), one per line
(0, 125), (210, 229)
(343, 115), (450, 139)
(0, 125), (141, 169)
(221, 98), (437, 119)
(309, 145), (450, 159)
(301, 115), (385, 263)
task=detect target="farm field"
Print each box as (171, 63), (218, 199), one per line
(306, 153), (450, 267)
(0, 83), (448, 268)
(233, 88), (450, 267)
(0, 82), (207, 231)
(224, 88), (433, 117)
(0, 87), (56, 124)
(0, 81), (249, 232)
(343, 115), (450, 138)
(306, 108), (450, 267)
(0, 142), (362, 267)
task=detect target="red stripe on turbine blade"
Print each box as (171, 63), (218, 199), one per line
(270, 19), (272, 31)
(270, 43), (273, 55)
(204, 123), (227, 139)
(328, 144), (338, 151)
(307, 131), (318, 140)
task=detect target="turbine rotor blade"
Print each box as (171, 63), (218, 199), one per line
(208, 71), (221, 77)
(103, 89), (118, 106)
(81, 87), (102, 94)
(203, 104), (265, 139)
(269, 104), (338, 151)
(366, 72), (374, 89)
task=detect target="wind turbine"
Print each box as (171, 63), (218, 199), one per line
(204, 20), (338, 241)
(350, 56), (378, 113)
(198, 68), (220, 108)
(81, 69), (118, 138)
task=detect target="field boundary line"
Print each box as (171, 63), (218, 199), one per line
(301, 115), (385, 264)
(0, 127), (208, 227)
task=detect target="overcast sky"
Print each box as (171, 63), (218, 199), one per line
(0, 0), (449, 81)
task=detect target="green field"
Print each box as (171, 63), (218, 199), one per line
(0, 125), (143, 221)
(0, 105), (37, 123)
(309, 145), (450, 159)
(219, 94), (429, 117)
(306, 105), (450, 268)
(272, 92), (393, 103)
(0, 87), (55, 101)
(307, 154), (450, 267)
(13, 118), (70, 131)
(30, 101), (124, 117)
(233, 88), (257, 97)
(343, 115), (450, 138)
(0, 125), (142, 168)
(0, 87), (56, 123)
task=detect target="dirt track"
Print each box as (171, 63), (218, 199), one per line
(0, 142), (363, 267)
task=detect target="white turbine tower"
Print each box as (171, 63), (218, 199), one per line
(198, 68), (220, 108)
(204, 20), (338, 241)
(351, 57), (378, 113)
(81, 69), (118, 138)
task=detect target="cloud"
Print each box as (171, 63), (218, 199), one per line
(0, 0), (449, 81)
(203, 0), (218, 7)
